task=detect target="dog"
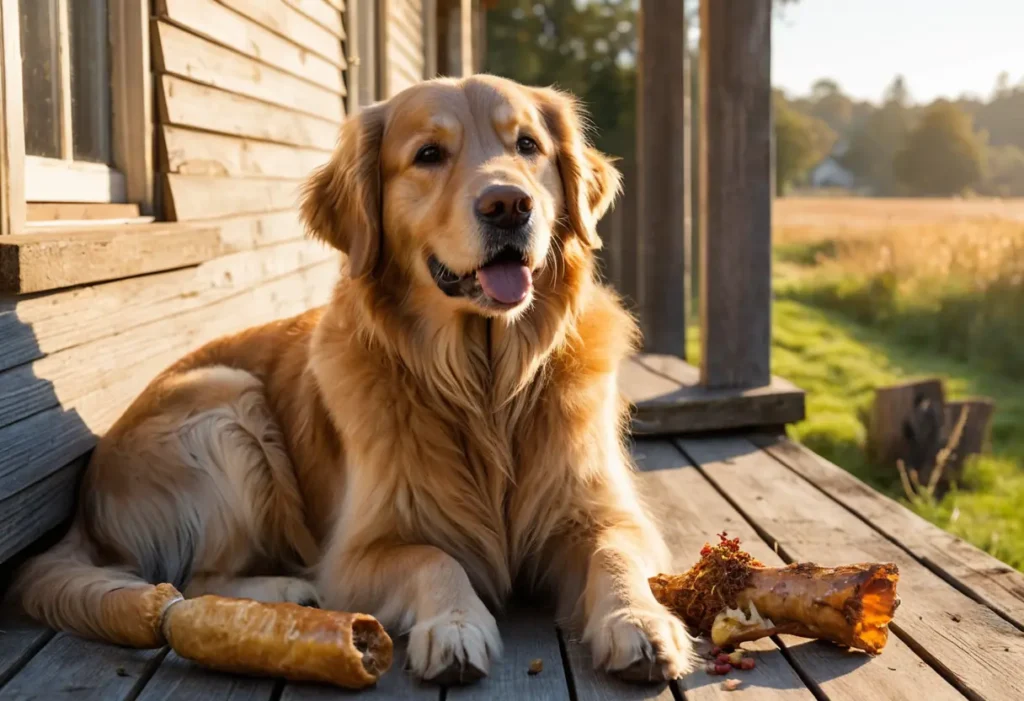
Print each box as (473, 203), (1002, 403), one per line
(14, 75), (694, 685)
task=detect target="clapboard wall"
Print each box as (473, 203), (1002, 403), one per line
(381, 0), (426, 97)
(0, 0), (358, 568)
(153, 0), (347, 222)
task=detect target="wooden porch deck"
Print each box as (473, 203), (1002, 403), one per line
(2, 432), (1022, 700)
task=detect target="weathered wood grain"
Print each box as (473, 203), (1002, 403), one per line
(135, 651), (277, 701)
(0, 457), (81, 564)
(217, 0), (344, 67)
(381, 0), (425, 97)
(161, 126), (329, 180)
(154, 21), (345, 120)
(0, 215), (311, 361)
(678, 435), (1024, 701)
(281, 0), (344, 38)
(157, 0), (344, 93)
(0, 210), (311, 295)
(619, 355), (804, 435)
(164, 175), (302, 221)
(447, 609), (569, 701)
(158, 75), (340, 150)
(25, 202), (140, 222)
(0, 633), (164, 701)
(633, 440), (813, 700)
(280, 638), (437, 700)
(636, 0), (688, 357)
(698, 0), (773, 389)
(633, 440), (960, 700)
(0, 608), (52, 687)
(754, 434), (1024, 631)
(0, 241), (331, 430)
(0, 262), (336, 502)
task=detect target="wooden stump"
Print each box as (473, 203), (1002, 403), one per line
(938, 399), (996, 486)
(867, 380), (995, 496)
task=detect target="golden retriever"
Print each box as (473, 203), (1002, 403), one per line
(13, 75), (693, 684)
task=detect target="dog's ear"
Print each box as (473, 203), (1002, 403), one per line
(533, 87), (622, 250)
(301, 103), (387, 278)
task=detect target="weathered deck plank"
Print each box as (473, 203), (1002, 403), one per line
(678, 435), (1024, 701)
(448, 609), (569, 701)
(632, 439), (962, 701)
(0, 632), (164, 701)
(754, 434), (1024, 630)
(0, 609), (52, 688)
(280, 638), (438, 700)
(135, 651), (277, 701)
(559, 632), (676, 701)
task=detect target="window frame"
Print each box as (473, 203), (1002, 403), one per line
(0, 0), (151, 235)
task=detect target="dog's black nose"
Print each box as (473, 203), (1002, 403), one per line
(475, 185), (533, 230)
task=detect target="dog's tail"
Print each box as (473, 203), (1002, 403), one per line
(11, 521), (182, 648)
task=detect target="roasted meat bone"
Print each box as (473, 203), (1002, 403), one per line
(649, 534), (900, 654)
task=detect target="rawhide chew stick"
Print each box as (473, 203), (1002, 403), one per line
(98, 583), (392, 689)
(649, 534), (900, 654)
(162, 594), (392, 689)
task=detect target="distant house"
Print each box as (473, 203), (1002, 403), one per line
(808, 156), (856, 189)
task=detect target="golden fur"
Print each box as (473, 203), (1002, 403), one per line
(13, 75), (694, 684)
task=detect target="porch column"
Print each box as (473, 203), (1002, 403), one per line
(699, 0), (773, 389)
(636, 0), (690, 357)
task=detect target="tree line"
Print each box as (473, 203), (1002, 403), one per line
(777, 74), (1024, 197)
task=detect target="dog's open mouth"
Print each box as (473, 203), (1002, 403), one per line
(429, 246), (533, 308)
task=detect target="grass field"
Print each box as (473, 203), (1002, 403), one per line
(768, 197), (1024, 569)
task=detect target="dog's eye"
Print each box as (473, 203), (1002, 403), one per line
(516, 136), (539, 156)
(414, 144), (445, 166)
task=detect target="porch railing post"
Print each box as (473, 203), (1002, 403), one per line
(636, 0), (689, 358)
(699, 0), (773, 389)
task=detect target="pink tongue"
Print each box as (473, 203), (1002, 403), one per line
(476, 261), (532, 304)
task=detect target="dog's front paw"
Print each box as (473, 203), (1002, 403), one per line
(586, 605), (695, 684)
(407, 605), (502, 685)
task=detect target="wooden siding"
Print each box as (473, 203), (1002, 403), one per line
(0, 0), (355, 568)
(153, 0), (346, 223)
(381, 0), (425, 97)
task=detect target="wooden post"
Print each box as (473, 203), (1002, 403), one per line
(636, 0), (688, 357)
(699, 0), (773, 389)
(459, 0), (473, 76)
(0, 0), (26, 236)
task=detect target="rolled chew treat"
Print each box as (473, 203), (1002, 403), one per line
(162, 594), (392, 689)
(96, 583), (392, 689)
(649, 534), (900, 654)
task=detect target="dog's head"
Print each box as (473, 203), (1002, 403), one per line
(301, 75), (620, 318)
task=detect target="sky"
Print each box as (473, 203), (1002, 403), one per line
(772, 0), (1024, 105)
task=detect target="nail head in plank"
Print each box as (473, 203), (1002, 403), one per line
(0, 633), (163, 701)
(678, 435), (1024, 701)
(447, 609), (569, 701)
(135, 651), (276, 701)
(632, 440), (814, 700)
(754, 434), (1024, 631)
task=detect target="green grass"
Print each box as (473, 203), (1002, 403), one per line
(753, 263), (1024, 570)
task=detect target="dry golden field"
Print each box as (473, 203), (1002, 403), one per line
(774, 197), (1024, 289)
